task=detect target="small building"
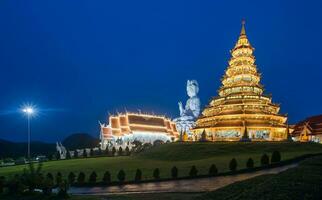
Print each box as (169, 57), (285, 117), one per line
(291, 115), (322, 143)
(100, 113), (179, 150)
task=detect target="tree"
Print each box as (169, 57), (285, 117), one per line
(42, 175), (54, 195)
(246, 158), (254, 169)
(117, 170), (126, 183)
(125, 146), (130, 156)
(102, 171), (111, 184)
(55, 151), (61, 160)
(74, 150), (78, 158)
(271, 151), (281, 163)
(118, 147), (123, 156)
(90, 149), (94, 157)
(83, 149), (87, 158)
(0, 176), (5, 194)
(261, 154), (270, 166)
(229, 158), (237, 172)
(199, 130), (208, 142)
(105, 148), (109, 156)
(171, 166), (178, 179)
(57, 180), (69, 199)
(77, 172), (85, 185)
(189, 166), (198, 177)
(111, 147), (116, 157)
(89, 171), (97, 183)
(46, 173), (54, 181)
(68, 172), (76, 184)
(209, 164), (218, 176)
(98, 148), (102, 156)
(66, 151), (71, 160)
(56, 172), (62, 186)
(153, 168), (160, 180)
(134, 169), (142, 182)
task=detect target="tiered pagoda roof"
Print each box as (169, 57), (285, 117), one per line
(193, 20), (287, 140)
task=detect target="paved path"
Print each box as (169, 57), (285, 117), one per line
(69, 163), (298, 195)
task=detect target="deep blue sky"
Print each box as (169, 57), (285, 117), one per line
(0, 0), (322, 142)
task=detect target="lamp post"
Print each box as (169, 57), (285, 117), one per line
(22, 107), (34, 160)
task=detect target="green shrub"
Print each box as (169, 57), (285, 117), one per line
(209, 164), (218, 176)
(102, 171), (111, 184)
(46, 173), (54, 181)
(74, 151), (78, 158)
(42, 175), (54, 195)
(171, 166), (178, 179)
(105, 148), (109, 156)
(66, 151), (71, 159)
(56, 172), (62, 185)
(229, 158), (237, 171)
(90, 149), (94, 157)
(117, 170), (126, 183)
(134, 169), (142, 182)
(261, 154), (270, 166)
(0, 176), (5, 194)
(77, 172), (85, 185)
(153, 168), (160, 180)
(68, 172), (76, 184)
(246, 158), (254, 169)
(125, 146), (130, 156)
(89, 171), (97, 183)
(189, 166), (198, 177)
(112, 147), (116, 157)
(271, 151), (281, 163)
(83, 149), (87, 158)
(57, 180), (69, 198)
(118, 147), (123, 156)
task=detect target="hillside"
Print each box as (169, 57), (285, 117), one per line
(1, 142), (322, 181)
(62, 133), (99, 150)
(0, 139), (55, 159)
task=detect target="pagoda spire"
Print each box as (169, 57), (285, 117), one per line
(240, 19), (246, 35)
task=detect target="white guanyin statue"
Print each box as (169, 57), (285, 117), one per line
(174, 80), (201, 136)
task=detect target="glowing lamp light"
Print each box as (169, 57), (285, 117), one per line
(23, 107), (34, 115)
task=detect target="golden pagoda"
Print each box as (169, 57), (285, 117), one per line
(193, 20), (288, 141)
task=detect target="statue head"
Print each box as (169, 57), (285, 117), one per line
(187, 80), (199, 97)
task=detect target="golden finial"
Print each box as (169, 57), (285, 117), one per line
(240, 19), (246, 35)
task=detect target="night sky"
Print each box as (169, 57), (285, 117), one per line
(1, 0), (322, 142)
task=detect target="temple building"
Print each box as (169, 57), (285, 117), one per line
(193, 21), (288, 141)
(291, 115), (322, 143)
(99, 112), (179, 149)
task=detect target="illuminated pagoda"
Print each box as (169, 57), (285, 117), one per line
(100, 112), (179, 149)
(193, 20), (288, 141)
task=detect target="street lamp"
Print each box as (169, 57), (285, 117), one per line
(22, 106), (35, 160)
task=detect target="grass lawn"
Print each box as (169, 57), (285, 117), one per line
(1, 142), (322, 183)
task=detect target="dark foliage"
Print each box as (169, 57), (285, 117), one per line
(77, 172), (85, 185)
(90, 148), (94, 157)
(111, 147), (116, 157)
(246, 158), (254, 168)
(118, 147), (123, 156)
(68, 172), (76, 184)
(209, 164), (218, 176)
(189, 165), (198, 177)
(125, 146), (130, 156)
(89, 171), (97, 183)
(171, 166), (178, 179)
(66, 151), (71, 159)
(117, 170), (126, 182)
(134, 169), (142, 182)
(153, 168), (160, 180)
(56, 172), (62, 186)
(261, 154), (270, 166)
(83, 149), (87, 158)
(102, 171), (111, 184)
(271, 151), (281, 163)
(229, 158), (238, 171)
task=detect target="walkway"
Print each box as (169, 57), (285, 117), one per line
(69, 163), (298, 195)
